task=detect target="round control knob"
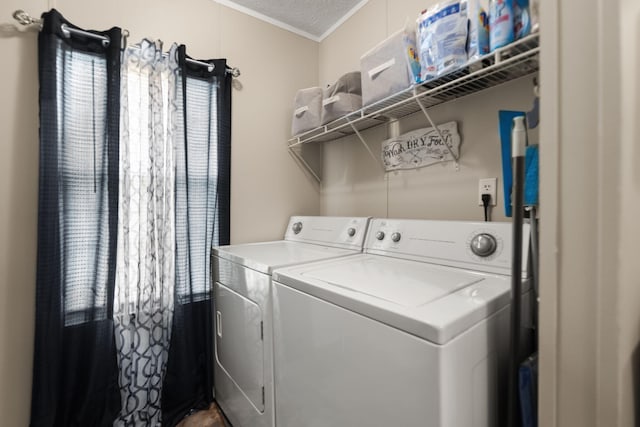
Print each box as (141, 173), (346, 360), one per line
(347, 227), (356, 237)
(470, 233), (497, 257)
(375, 231), (385, 240)
(292, 222), (303, 234)
(391, 232), (402, 243)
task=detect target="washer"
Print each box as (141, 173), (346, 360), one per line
(212, 216), (370, 427)
(272, 218), (531, 427)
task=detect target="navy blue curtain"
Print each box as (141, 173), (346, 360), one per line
(31, 9), (122, 427)
(31, 12), (231, 427)
(161, 46), (232, 426)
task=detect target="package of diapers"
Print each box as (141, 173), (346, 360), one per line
(467, 0), (490, 60)
(321, 71), (363, 125)
(417, 0), (469, 80)
(291, 87), (323, 136)
(360, 25), (420, 106)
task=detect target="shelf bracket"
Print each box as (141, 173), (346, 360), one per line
(415, 97), (460, 169)
(346, 117), (384, 171)
(288, 146), (321, 183)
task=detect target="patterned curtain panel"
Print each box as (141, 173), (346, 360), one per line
(113, 40), (180, 426)
(31, 9), (122, 427)
(161, 48), (232, 426)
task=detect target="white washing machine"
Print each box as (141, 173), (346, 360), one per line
(212, 216), (370, 427)
(272, 218), (531, 427)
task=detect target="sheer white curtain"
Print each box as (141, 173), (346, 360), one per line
(113, 39), (180, 426)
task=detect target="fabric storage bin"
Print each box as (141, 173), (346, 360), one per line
(360, 28), (420, 106)
(291, 87), (323, 136)
(321, 71), (362, 125)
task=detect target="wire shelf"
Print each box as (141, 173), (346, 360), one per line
(288, 33), (539, 148)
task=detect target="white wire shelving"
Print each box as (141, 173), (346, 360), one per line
(288, 33), (539, 181)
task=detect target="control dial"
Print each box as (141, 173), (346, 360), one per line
(292, 222), (303, 234)
(391, 232), (401, 243)
(347, 227), (356, 237)
(375, 231), (385, 240)
(470, 233), (497, 257)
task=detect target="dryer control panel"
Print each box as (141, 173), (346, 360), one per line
(365, 219), (528, 276)
(284, 216), (370, 251)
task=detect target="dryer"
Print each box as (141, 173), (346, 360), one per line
(271, 218), (531, 427)
(212, 216), (370, 427)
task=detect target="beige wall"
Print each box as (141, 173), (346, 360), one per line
(617, 0), (640, 423)
(0, 1), (319, 425)
(537, 0), (559, 423)
(318, 0), (537, 222)
(538, 0), (640, 425)
(0, 0), (41, 426)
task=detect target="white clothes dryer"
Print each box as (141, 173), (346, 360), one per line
(212, 216), (370, 427)
(272, 218), (531, 427)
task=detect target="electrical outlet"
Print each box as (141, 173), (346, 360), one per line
(478, 178), (497, 206)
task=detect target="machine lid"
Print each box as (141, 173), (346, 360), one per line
(273, 254), (514, 345)
(213, 240), (358, 274)
(301, 256), (482, 307)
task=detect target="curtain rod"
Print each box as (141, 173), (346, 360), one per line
(60, 23), (110, 47)
(11, 9), (241, 77)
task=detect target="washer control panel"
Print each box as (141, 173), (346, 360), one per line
(365, 219), (524, 275)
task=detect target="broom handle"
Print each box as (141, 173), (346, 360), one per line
(507, 116), (527, 427)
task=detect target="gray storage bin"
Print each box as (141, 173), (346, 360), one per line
(360, 28), (419, 106)
(291, 87), (323, 136)
(321, 71), (362, 125)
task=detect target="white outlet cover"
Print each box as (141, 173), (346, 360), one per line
(478, 178), (498, 206)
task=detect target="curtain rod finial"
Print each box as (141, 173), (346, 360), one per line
(13, 10), (31, 25)
(13, 9), (41, 26)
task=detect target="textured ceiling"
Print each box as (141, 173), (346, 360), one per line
(214, 0), (368, 41)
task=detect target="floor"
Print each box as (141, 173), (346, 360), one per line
(175, 402), (231, 427)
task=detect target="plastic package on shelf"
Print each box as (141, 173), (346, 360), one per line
(514, 0), (532, 39)
(489, 0), (515, 51)
(321, 71), (362, 125)
(360, 24), (420, 106)
(417, 0), (470, 81)
(467, 0), (490, 60)
(291, 87), (323, 136)
(417, 7), (437, 81)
